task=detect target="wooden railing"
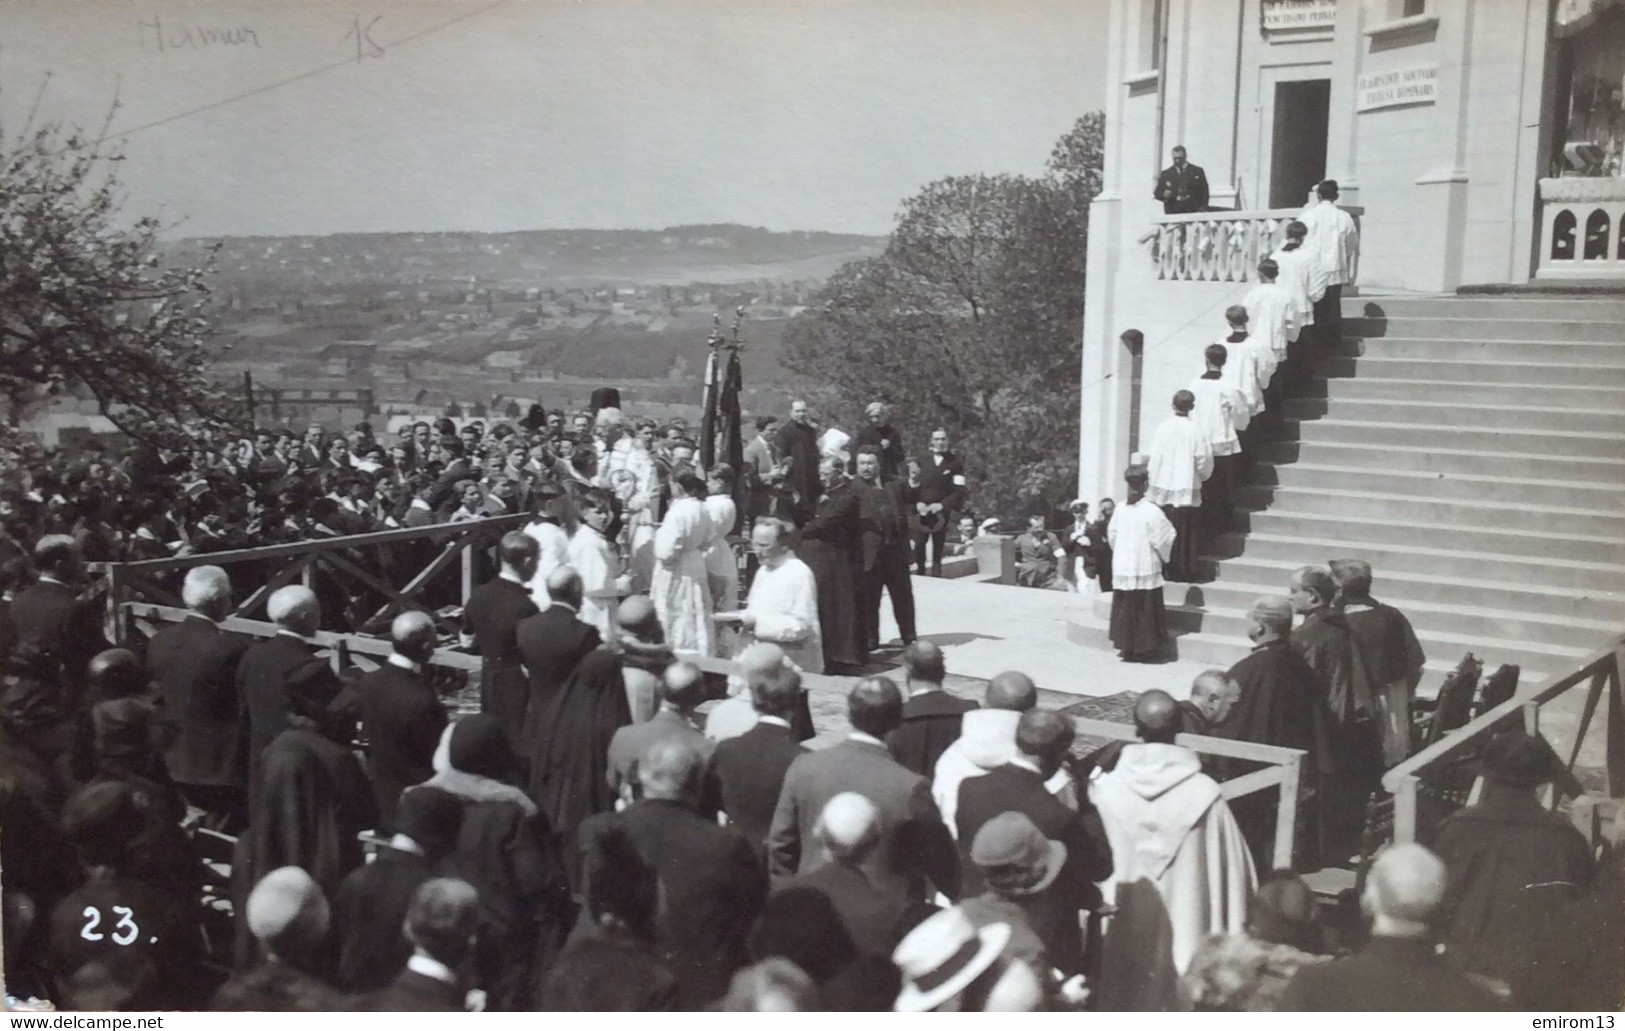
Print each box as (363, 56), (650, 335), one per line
(1537, 177), (1625, 280)
(1383, 633), (1625, 845)
(95, 514), (531, 641)
(1146, 205), (1363, 284)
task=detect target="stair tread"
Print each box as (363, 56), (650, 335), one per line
(1330, 355), (1625, 372)
(1304, 397), (1625, 418)
(1254, 460), (1625, 493)
(1288, 417), (1625, 442)
(1193, 552), (1625, 602)
(1315, 376), (1625, 394)
(1172, 623), (1587, 660)
(1268, 438), (1625, 468)
(1217, 530), (1625, 573)
(1237, 485), (1625, 522)
(1165, 597), (1621, 635)
(1239, 508), (1625, 547)
(1348, 335), (1625, 346)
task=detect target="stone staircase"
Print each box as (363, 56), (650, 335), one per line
(1155, 293), (1625, 691)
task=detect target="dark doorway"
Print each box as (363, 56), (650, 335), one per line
(1270, 79), (1331, 209)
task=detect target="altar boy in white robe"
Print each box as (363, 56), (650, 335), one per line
(567, 487), (630, 638)
(1188, 340), (1249, 533)
(714, 516), (824, 675)
(1146, 390), (1214, 584)
(650, 469), (714, 655)
(1242, 261), (1296, 401)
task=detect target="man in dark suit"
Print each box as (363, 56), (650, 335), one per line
(352, 611), (448, 833)
(236, 585), (346, 805)
(606, 661), (710, 800)
(580, 738), (767, 1010)
(955, 709), (1113, 970)
(1278, 843), (1499, 1011)
(332, 786), (465, 993)
(768, 676), (958, 902)
(703, 661), (808, 855)
(775, 792), (910, 962)
(147, 564), (249, 826)
(352, 878), (481, 1012)
(853, 445), (916, 653)
(11, 534), (107, 689)
(460, 531), (540, 743)
(887, 640), (975, 778)
(912, 429), (966, 577)
(1154, 145), (1210, 214)
(514, 566), (601, 760)
(773, 399), (820, 526)
(851, 401), (907, 481)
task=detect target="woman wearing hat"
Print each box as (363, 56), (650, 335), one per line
(891, 908), (1044, 1012)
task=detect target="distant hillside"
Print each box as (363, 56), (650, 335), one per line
(169, 224), (887, 297)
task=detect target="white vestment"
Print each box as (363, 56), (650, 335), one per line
(701, 494), (740, 612)
(740, 555), (823, 674)
(1268, 245), (1316, 338)
(1187, 372), (1247, 456)
(1090, 743), (1257, 1011)
(651, 496), (714, 654)
(1298, 199), (1360, 291)
(1242, 280), (1295, 372)
(567, 523), (620, 638)
(523, 518), (572, 610)
(1146, 414), (1214, 509)
(1107, 499), (1176, 592)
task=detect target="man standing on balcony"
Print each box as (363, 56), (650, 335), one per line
(1155, 145), (1210, 215)
(1299, 180), (1360, 348)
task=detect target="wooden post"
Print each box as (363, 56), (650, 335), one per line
(1609, 645), (1625, 798)
(106, 564), (127, 647)
(1522, 700), (1541, 736)
(1392, 776), (1418, 844)
(461, 543), (474, 607)
(1274, 754), (1300, 870)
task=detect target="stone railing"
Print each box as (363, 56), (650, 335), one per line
(1145, 206), (1363, 284)
(1538, 177), (1625, 280)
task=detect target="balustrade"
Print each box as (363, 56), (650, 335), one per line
(1538, 177), (1625, 280)
(1146, 205), (1362, 284)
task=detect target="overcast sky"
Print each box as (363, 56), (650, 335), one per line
(0, 0), (1108, 238)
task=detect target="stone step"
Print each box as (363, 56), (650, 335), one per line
(1281, 418), (1625, 460)
(1235, 508), (1625, 565)
(1344, 317), (1625, 343)
(1348, 296), (1625, 320)
(1234, 484), (1625, 540)
(1207, 531), (1625, 594)
(1322, 355), (1625, 388)
(1334, 336), (1625, 363)
(1087, 589), (1615, 651)
(1252, 461), (1625, 509)
(1255, 438), (1625, 484)
(1168, 628), (1559, 693)
(1187, 553), (1625, 622)
(1285, 397), (1625, 434)
(1318, 376), (1625, 410)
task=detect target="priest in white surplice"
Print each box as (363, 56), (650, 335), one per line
(714, 516), (824, 674)
(1299, 179), (1360, 344)
(1269, 220), (1318, 339)
(523, 486), (573, 611)
(1188, 339), (1249, 532)
(1091, 691), (1256, 1010)
(1108, 467), (1177, 663)
(650, 469), (714, 654)
(1146, 391), (1213, 584)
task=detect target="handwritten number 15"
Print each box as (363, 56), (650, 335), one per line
(346, 15), (385, 62)
(80, 905), (141, 946)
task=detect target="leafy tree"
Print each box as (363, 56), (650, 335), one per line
(782, 113), (1103, 519)
(0, 105), (244, 441)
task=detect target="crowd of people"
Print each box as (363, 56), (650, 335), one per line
(1, 513), (1618, 1011)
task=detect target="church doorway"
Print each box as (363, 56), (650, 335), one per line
(1269, 79), (1331, 208)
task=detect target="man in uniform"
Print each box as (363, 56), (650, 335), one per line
(1154, 145), (1210, 214)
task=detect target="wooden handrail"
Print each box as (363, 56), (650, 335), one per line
(92, 513), (532, 573)
(124, 602), (484, 672)
(1383, 633), (1625, 792)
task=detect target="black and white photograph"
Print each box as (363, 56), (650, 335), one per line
(0, 0), (1620, 1014)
